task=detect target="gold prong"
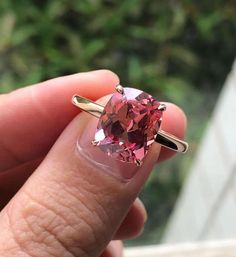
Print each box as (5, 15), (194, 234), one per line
(115, 84), (124, 94)
(158, 104), (167, 111)
(135, 159), (143, 166)
(91, 140), (99, 146)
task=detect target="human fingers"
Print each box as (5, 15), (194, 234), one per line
(114, 198), (147, 240)
(0, 157), (42, 209)
(0, 94), (186, 257)
(1, 164), (147, 241)
(100, 241), (123, 257)
(0, 70), (118, 172)
(0, 165), (148, 242)
(0, 157), (148, 240)
(0, 169), (147, 241)
(0, 101), (185, 213)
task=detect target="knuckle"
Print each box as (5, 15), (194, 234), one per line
(4, 191), (87, 257)
(55, 177), (111, 249)
(3, 176), (113, 257)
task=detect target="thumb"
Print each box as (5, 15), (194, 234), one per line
(0, 89), (186, 257)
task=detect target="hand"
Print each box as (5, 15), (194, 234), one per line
(0, 70), (186, 257)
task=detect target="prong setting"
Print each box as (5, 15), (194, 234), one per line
(91, 140), (99, 146)
(135, 159), (143, 166)
(72, 86), (188, 168)
(158, 103), (167, 112)
(115, 84), (124, 94)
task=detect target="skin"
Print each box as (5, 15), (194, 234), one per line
(0, 70), (186, 257)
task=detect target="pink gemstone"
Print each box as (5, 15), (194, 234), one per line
(95, 87), (163, 163)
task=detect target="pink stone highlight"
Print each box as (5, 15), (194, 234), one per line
(95, 87), (163, 163)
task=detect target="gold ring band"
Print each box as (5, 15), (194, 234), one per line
(72, 95), (188, 153)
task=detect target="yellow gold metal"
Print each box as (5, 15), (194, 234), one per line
(91, 140), (99, 146)
(158, 103), (167, 112)
(72, 95), (104, 118)
(135, 159), (143, 166)
(115, 84), (124, 94)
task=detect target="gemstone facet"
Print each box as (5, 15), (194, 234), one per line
(94, 87), (163, 164)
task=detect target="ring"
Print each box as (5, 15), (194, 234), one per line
(72, 85), (188, 166)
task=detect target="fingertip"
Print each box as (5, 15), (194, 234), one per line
(133, 198), (148, 223)
(90, 69), (120, 85)
(73, 69), (120, 101)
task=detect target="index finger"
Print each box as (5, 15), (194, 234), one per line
(0, 70), (119, 172)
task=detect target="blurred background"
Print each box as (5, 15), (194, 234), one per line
(1, 0), (236, 247)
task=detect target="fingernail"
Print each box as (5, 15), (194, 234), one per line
(76, 114), (158, 181)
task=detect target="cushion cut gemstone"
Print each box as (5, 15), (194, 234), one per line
(94, 87), (163, 163)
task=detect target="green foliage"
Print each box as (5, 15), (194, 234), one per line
(1, 1), (236, 95)
(1, 0), (236, 245)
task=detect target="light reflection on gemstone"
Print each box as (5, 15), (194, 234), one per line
(95, 87), (163, 164)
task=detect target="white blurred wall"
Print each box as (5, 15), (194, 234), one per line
(163, 60), (236, 243)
